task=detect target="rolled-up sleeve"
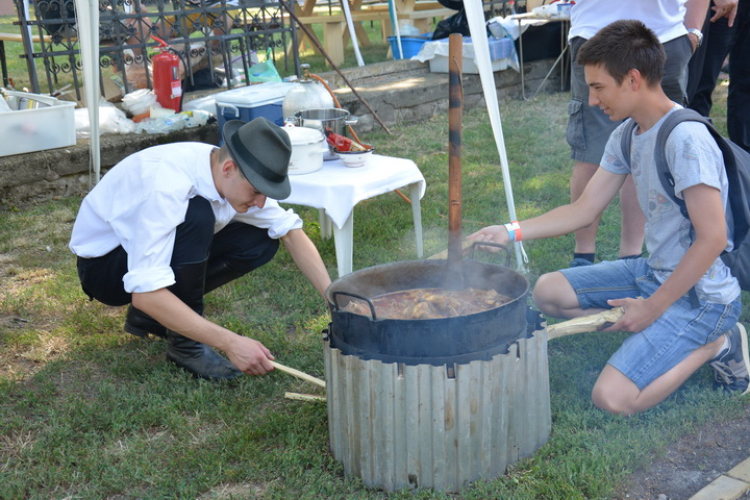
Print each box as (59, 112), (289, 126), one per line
(120, 191), (189, 293)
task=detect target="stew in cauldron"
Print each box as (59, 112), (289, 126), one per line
(343, 287), (513, 320)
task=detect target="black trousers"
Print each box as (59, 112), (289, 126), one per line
(76, 196), (279, 306)
(688, 0), (750, 151)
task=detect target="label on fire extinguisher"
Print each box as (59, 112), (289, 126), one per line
(171, 80), (183, 98)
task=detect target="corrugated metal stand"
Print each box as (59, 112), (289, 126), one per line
(324, 327), (551, 493)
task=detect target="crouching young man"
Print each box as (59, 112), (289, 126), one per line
(468, 19), (747, 415)
(70, 117), (331, 381)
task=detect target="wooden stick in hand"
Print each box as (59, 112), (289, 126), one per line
(547, 307), (625, 340)
(271, 361), (326, 388)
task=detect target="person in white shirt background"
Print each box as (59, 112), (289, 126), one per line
(70, 117), (331, 381)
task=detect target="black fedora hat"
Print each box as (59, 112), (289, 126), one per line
(222, 117), (292, 200)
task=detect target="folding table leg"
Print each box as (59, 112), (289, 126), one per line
(332, 211), (354, 277)
(409, 182), (423, 258)
(319, 209), (332, 240)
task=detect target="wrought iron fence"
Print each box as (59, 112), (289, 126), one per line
(12, 0), (300, 101)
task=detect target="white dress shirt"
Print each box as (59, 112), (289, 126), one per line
(69, 142), (302, 294)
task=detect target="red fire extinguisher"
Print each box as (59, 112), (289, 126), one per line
(151, 35), (182, 112)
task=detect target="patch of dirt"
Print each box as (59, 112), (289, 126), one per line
(620, 405), (750, 500)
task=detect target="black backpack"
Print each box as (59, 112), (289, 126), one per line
(620, 108), (750, 291)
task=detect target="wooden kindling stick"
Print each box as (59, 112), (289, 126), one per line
(271, 361), (326, 388)
(284, 392), (326, 402)
(546, 307), (625, 340)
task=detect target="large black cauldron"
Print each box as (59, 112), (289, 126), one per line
(325, 258), (530, 365)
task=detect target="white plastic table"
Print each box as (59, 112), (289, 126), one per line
(284, 154), (426, 277)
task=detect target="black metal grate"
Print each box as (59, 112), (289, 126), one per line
(11, 0), (299, 101)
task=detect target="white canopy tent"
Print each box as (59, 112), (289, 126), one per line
(340, 0), (366, 66)
(462, 0), (528, 273)
(74, 0), (102, 184)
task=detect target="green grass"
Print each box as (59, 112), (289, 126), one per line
(1, 85), (746, 499)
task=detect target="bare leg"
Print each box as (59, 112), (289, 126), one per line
(532, 271), (607, 319)
(592, 336), (724, 415)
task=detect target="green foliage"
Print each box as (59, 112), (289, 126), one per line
(1, 87), (745, 500)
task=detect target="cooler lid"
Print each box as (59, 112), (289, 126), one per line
(213, 82), (294, 106)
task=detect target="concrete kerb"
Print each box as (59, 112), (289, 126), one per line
(0, 58), (561, 205)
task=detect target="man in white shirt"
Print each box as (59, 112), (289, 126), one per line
(70, 117), (332, 380)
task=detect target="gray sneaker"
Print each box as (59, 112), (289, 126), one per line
(709, 323), (750, 395)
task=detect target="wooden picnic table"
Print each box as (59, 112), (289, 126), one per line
(292, 0), (454, 66)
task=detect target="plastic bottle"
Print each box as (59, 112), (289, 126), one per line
(399, 22), (420, 37)
(282, 64), (335, 122)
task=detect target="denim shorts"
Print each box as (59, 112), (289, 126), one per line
(560, 258), (741, 390)
(567, 35), (693, 165)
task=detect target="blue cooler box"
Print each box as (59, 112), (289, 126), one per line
(214, 82), (294, 142)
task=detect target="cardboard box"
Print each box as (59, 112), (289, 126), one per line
(57, 75), (125, 107)
(1, 91), (77, 157)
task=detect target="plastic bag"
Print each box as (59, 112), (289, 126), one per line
(75, 98), (136, 139)
(432, 9), (471, 40)
(0, 94), (11, 113)
(134, 110), (212, 134)
(248, 49), (282, 84)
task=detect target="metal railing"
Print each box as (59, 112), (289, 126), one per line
(12, 0), (300, 101)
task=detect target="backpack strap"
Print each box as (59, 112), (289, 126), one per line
(618, 117), (703, 307)
(653, 108), (742, 306)
(619, 119), (639, 167)
(653, 108), (735, 219)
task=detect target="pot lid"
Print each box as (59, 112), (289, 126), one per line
(284, 126), (325, 146)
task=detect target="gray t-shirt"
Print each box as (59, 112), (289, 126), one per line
(601, 106), (741, 304)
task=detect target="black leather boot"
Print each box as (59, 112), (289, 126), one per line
(166, 329), (242, 380)
(124, 305), (167, 339)
(164, 260), (242, 381)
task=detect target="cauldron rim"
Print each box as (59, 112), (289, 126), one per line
(325, 258), (531, 315)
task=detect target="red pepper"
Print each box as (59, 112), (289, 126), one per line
(325, 130), (354, 152)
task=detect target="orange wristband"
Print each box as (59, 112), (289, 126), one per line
(503, 221), (522, 242)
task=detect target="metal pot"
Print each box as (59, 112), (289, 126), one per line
(284, 126), (328, 175)
(295, 108), (358, 160)
(325, 257), (530, 365)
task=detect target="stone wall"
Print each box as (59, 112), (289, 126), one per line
(0, 58), (563, 205)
